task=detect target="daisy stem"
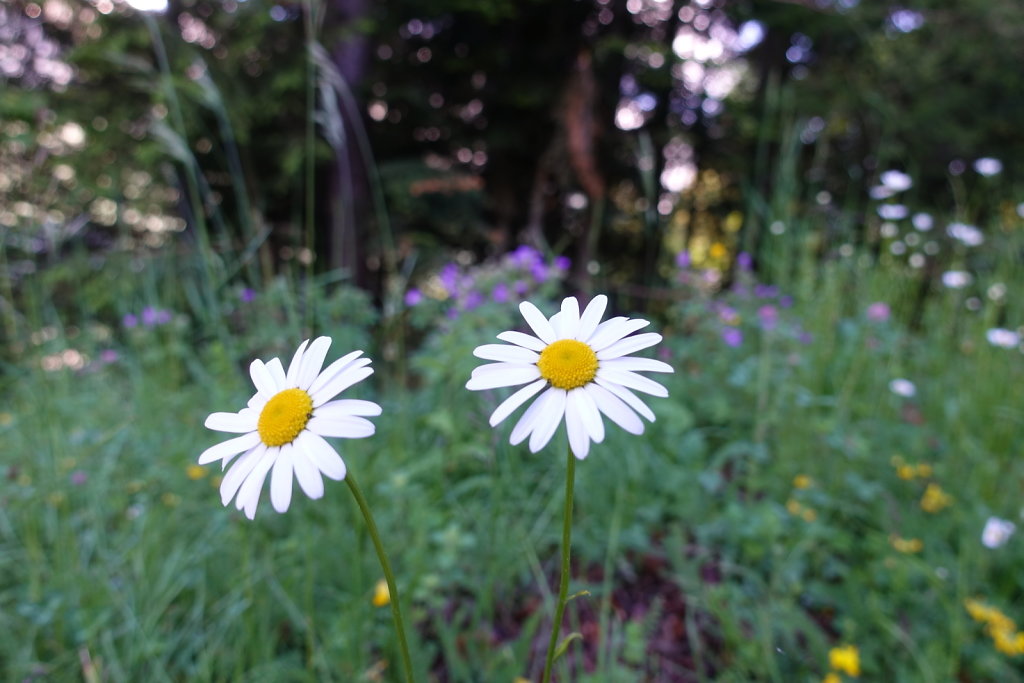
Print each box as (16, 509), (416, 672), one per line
(345, 471), (415, 683)
(541, 443), (576, 683)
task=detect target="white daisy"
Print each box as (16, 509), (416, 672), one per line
(198, 337), (381, 519)
(466, 295), (673, 459)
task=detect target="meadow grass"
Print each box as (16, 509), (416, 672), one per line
(3, 203), (1023, 682)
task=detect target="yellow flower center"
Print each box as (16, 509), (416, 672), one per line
(257, 388), (313, 447)
(537, 339), (598, 390)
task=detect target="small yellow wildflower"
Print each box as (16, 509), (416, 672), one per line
(786, 499), (802, 516)
(186, 464), (208, 480)
(802, 508), (818, 522)
(915, 463), (933, 478)
(964, 599), (1024, 656)
(793, 474), (813, 489)
(823, 674), (841, 683)
(514, 678), (531, 683)
(372, 578), (391, 607)
(897, 465), (916, 480)
(889, 535), (923, 553)
(709, 242), (728, 260)
(920, 483), (952, 513)
(828, 644), (860, 677)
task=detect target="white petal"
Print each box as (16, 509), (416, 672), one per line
(570, 386), (604, 444)
(496, 330), (546, 352)
(265, 358), (287, 391)
(510, 387), (559, 445)
(308, 415), (375, 439)
(489, 379), (547, 427)
(519, 301), (557, 345)
(577, 295), (608, 342)
(558, 297), (581, 338)
(529, 388), (567, 453)
(237, 448), (277, 519)
(596, 367), (669, 397)
(249, 359), (277, 397)
(595, 378), (656, 422)
(204, 411), (258, 434)
(270, 446), (294, 513)
(597, 333), (664, 360)
(315, 399), (383, 419)
(473, 344), (540, 363)
(297, 431), (346, 480)
(307, 350), (366, 397)
(564, 394), (590, 459)
(198, 431), (261, 465)
(589, 318), (650, 352)
(285, 339), (310, 386)
(599, 357), (674, 373)
(247, 393), (267, 412)
(466, 364), (541, 391)
(291, 446), (324, 500)
(586, 384), (644, 435)
(311, 366), (374, 407)
(297, 336), (332, 390)
(219, 444), (265, 505)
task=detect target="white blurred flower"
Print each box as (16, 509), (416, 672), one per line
(986, 328), (1021, 349)
(942, 270), (973, 289)
(982, 517), (1015, 548)
(947, 222), (984, 247)
(877, 204), (909, 220)
(911, 213), (933, 231)
(870, 170), (913, 199)
(973, 158), (1003, 177)
(888, 378), (916, 398)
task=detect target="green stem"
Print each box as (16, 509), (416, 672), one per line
(345, 471), (415, 683)
(542, 443), (577, 683)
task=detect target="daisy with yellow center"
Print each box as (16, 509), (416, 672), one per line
(198, 336), (380, 519)
(466, 295), (673, 459)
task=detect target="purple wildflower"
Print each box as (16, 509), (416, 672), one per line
(240, 288), (256, 303)
(675, 251), (691, 269)
(754, 284), (779, 298)
(531, 262), (549, 283)
(404, 288), (423, 306)
(492, 283), (509, 303)
(758, 305), (779, 330)
(141, 306), (158, 327)
(866, 302), (891, 323)
(513, 280), (528, 296)
(70, 470), (88, 486)
(99, 349), (119, 364)
(779, 295), (793, 309)
(509, 245), (541, 268)
(553, 255), (571, 272)
(722, 327), (743, 347)
(439, 263), (460, 294)
(154, 309), (172, 325)
(464, 291), (484, 310)
(736, 251), (752, 271)
(123, 313), (138, 329)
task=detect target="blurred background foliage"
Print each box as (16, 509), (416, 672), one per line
(4, 0), (1023, 343)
